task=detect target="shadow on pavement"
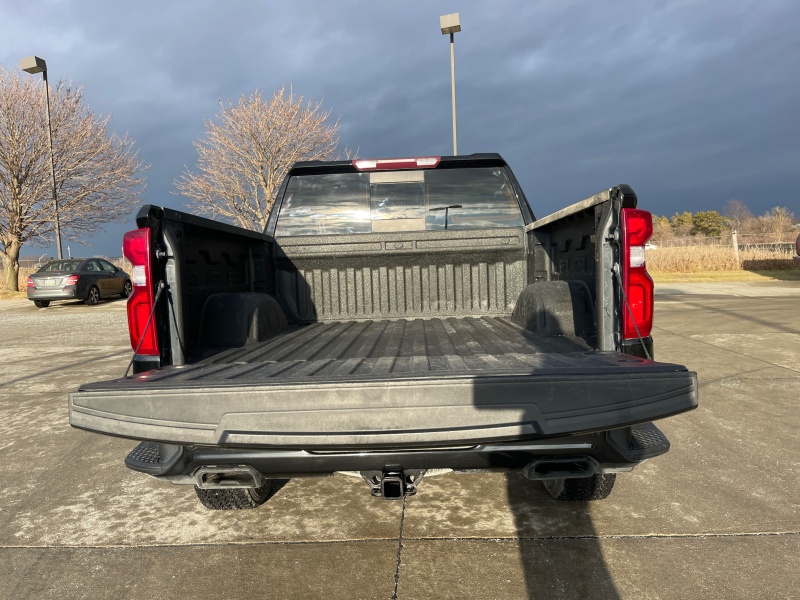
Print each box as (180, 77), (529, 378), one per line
(741, 267), (800, 278)
(0, 351), (130, 388)
(506, 473), (620, 599)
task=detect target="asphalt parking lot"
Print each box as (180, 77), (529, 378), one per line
(0, 282), (798, 599)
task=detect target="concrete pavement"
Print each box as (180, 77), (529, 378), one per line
(0, 285), (798, 599)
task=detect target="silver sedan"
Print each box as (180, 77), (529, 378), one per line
(26, 258), (132, 308)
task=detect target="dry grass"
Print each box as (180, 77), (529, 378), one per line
(0, 289), (26, 299)
(646, 245), (796, 273)
(5, 266), (37, 291)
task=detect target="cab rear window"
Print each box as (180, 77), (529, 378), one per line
(275, 167), (524, 236)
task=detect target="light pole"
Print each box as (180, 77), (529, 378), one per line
(20, 55), (63, 260)
(440, 13), (461, 156)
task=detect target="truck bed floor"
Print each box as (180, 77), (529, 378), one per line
(181, 316), (596, 384)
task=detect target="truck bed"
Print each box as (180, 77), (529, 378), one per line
(70, 316), (697, 448)
(192, 316), (594, 380)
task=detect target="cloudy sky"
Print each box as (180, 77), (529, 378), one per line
(1, 0), (798, 257)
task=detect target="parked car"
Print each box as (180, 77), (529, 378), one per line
(26, 258), (132, 308)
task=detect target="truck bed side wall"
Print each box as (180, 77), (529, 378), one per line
(527, 207), (599, 295)
(154, 213), (276, 362)
(527, 187), (637, 352)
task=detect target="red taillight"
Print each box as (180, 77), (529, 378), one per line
(65, 275), (79, 286)
(352, 156), (440, 171)
(621, 208), (654, 340)
(122, 227), (159, 356)
(26, 277), (34, 288)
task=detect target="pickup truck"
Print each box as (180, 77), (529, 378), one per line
(69, 153), (697, 510)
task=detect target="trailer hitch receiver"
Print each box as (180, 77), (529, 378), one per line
(361, 469), (426, 500)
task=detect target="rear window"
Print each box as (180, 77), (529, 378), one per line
(39, 260), (82, 272)
(275, 167), (524, 236)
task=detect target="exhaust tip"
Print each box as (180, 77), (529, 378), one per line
(523, 457), (598, 481)
(194, 465), (265, 489)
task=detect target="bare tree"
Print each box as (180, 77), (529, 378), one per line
(723, 199), (753, 231)
(651, 214), (674, 243)
(176, 86), (345, 232)
(0, 66), (146, 291)
(763, 206), (795, 242)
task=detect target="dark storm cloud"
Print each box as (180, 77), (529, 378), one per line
(1, 0), (797, 255)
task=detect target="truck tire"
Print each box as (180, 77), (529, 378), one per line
(542, 474), (616, 501)
(194, 480), (272, 510)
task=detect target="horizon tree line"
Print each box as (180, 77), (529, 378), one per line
(652, 200), (796, 244)
(1, 64), (795, 290)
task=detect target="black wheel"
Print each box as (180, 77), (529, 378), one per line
(194, 480), (272, 510)
(121, 280), (132, 298)
(33, 300), (50, 308)
(542, 474), (616, 501)
(85, 286), (100, 306)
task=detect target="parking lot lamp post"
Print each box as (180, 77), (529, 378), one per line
(440, 13), (461, 156)
(20, 56), (63, 259)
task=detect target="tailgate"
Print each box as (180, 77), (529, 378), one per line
(69, 351), (697, 447)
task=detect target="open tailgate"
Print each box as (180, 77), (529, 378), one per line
(70, 350), (697, 447)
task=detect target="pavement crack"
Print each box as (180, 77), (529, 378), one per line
(391, 496), (407, 600)
(402, 531), (800, 542)
(2, 531), (798, 551)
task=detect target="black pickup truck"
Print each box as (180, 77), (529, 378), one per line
(69, 153), (697, 509)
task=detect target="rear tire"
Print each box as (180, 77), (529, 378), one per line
(121, 280), (132, 298)
(33, 300), (50, 308)
(542, 474), (616, 501)
(85, 286), (100, 306)
(195, 480), (272, 510)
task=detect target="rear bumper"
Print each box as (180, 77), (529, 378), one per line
(27, 287), (80, 301)
(70, 368), (698, 448)
(124, 422), (672, 480)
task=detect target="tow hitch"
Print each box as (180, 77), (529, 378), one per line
(361, 469), (426, 500)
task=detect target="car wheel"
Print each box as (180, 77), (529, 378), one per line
(33, 300), (50, 308)
(542, 474), (616, 501)
(121, 280), (132, 298)
(85, 286), (101, 306)
(194, 480), (272, 510)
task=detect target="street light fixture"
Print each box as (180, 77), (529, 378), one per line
(20, 55), (63, 260)
(440, 13), (461, 156)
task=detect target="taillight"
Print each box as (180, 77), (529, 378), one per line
(352, 157), (440, 170)
(65, 275), (79, 286)
(26, 277), (34, 288)
(621, 208), (654, 340)
(122, 227), (159, 356)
